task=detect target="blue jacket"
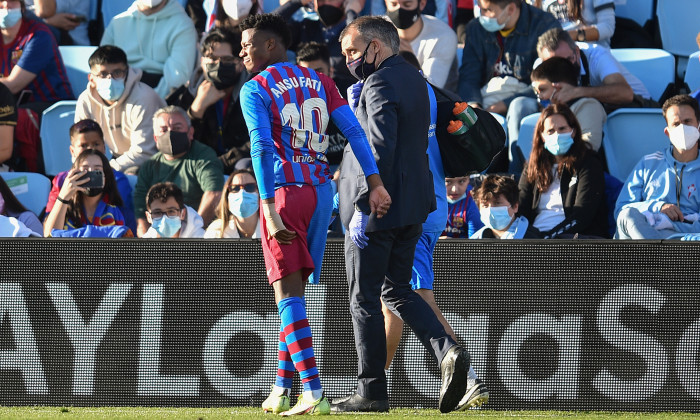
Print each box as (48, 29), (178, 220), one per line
(458, 3), (560, 106)
(615, 147), (700, 218)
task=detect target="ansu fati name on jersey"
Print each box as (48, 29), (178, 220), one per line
(270, 76), (323, 98)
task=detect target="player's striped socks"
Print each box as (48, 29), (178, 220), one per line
(274, 325), (294, 389)
(277, 296), (322, 393)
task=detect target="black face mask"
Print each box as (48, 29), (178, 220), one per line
(156, 130), (191, 156)
(85, 187), (104, 197)
(347, 42), (377, 81)
(386, 5), (420, 29)
(317, 5), (344, 26)
(204, 58), (241, 90)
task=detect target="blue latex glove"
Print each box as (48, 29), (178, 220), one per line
(349, 209), (369, 248)
(347, 81), (364, 113)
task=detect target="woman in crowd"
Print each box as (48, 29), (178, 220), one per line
(518, 103), (608, 238)
(43, 149), (128, 236)
(532, 0), (615, 48)
(0, 175), (42, 236)
(205, 168), (261, 238)
(213, 0), (262, 29)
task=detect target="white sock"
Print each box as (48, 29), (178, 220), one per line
(304, 389), (324, 401)
(467, 366), (479, 388)
(272, 385), (290, 396)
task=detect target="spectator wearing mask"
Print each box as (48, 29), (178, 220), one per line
(385, 0), (459, 91)
(204, 0), (263, 30)
(458, 0), (560, 174)
(75, 46), (165, 174)
(45, 119), (136, 233)
(471, 174), (539, 239)
(0, 175), (42, 236)
(102, 0), (198, 99)
(43, 149), (130, 237)
(530, 56), (606, 152)
(275, 0), (359, 95)
(519, 103), (607, 238)
(173, 27), (250, 174)
(615, 95), (700, 240)
(142, 181), (205, 238)
(204, 168), (261, 238)
(133, 105), (224, 236)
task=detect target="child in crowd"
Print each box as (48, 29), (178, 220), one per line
(46, 119), (136, 232)
(441, 175), (483, 238)
(142, 182), (205, 238)
(43, 149), (130, 237)
(471, 174), (540, 239)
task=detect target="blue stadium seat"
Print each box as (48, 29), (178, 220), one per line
(602, 108), (668, 182)
(609, 48), (675, 102)
(126, 174), (138, 200)
(0, 172), (51, 217)
(685, 51), (700, 93)
(614, 0), (654, 27)
(657, 0), (700, 77)
(516, 112), (541, 162)
(102, 0), (132, 29)
(489, 111), (507, 140)
(41, 101), (77, 177)
(263, 0), (280, 13)
(58, 46), (97, 99)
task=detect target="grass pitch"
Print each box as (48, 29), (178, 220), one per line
(0, 407), (696, 419)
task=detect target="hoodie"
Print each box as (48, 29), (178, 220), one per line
(142, 205), (205, 238)
(75, 67), (165, 171)
(615, 146), (700, 218)
(101, 0), (198, 98)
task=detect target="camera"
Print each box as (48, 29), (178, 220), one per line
(81, 170), (104, 189)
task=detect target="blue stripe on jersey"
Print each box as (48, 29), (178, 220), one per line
(244, 63), (333, 189)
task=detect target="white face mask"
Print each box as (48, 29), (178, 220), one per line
(222, 0), (253, 20)
(669, 124), (700, 151)
(138, 0), (163, 8)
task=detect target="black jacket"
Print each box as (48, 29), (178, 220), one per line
(518, 152), (609, 238)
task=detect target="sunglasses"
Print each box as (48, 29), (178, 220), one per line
(228, 183), (257, 193)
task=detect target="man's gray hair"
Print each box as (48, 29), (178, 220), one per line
(536, 28), (577, 59)
(153, 105), (191, 128)
(340, 16), (400, 55)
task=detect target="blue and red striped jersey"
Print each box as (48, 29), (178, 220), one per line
(241, 63), (346, 194)
(1, 19), (73, 103)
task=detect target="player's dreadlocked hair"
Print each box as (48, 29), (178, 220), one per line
(239, 13), (292, 50)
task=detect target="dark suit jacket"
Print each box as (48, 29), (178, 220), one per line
(339, 55), (436, 232)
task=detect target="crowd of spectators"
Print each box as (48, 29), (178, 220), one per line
(0, 0), (699, 241)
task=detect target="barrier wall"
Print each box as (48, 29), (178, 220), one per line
(0, 238), (699, 411)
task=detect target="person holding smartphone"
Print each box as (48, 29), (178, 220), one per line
(43, 149), (130, 236)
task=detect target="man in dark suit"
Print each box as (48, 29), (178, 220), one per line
(333, 16), (472, 414)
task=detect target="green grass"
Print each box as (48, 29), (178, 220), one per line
(0, 407), (696, 420)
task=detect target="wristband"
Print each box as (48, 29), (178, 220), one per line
(56, 196), (70, 204)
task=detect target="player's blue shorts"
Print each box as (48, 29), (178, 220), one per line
(307, 181), (334, 284)
(410, 230), (441, 290)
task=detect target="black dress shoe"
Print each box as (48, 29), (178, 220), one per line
(330, 392), (389, 412)
(438, 345), (470, 413)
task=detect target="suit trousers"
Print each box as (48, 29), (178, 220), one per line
(344, 223), (456, 400)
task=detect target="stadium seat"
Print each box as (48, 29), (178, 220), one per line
(101, 0), (132, 29)
(0, 172), (51, 217)
(609, 48), (675, 102)
(58, 46), (97, 99)
(684, 51), (700, 93)
(263, 0), (280, 13)
(657, 0), (700, 77)
(602, 108), (669, 182)
(614, 0), (654, 27)
(516, 112), (541, 161)
(657, 0), (700, 58)
(126, 174), (138, 200)
(489, 111), (507, 139)
(41, 100), (77, 177)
